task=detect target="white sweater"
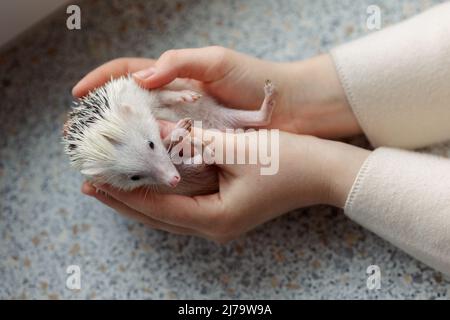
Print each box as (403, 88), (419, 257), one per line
(331, 2), (450, 275)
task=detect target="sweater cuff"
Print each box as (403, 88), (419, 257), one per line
(344, 147), (450, 275)
(330, 2), (450, 149)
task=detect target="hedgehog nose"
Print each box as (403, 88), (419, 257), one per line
(168, 175), (180, 188)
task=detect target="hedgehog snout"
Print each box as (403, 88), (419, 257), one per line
(168, 175), (180, 188)
(154, 161), (180, 188)
(164, 164), (181, 188)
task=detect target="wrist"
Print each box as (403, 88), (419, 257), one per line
(318, 139), (371, 208)
(281, 54), (362, 138)
(284, 134), (370, 208)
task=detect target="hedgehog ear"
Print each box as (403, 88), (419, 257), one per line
(119, 105), (133, 117)
(81, 167), (105, 176)
(101, 133), (120, 146)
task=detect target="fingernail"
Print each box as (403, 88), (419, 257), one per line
(92, 183), (102, 191)
(133, 67), (156, 80)
(71, 82), (81, 97)
(92, 183), (109, 196)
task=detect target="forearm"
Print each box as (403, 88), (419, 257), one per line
(283, 134), (370, 209)
(301, 136), (450, 276)
(289, 136), (450, 275)
(319, 139), (371, 208)
(281, 2), (450, 148)
(344, 148), (450, 275)
(331, 2), (450, 148)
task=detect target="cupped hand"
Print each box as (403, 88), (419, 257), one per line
(81, 126), (370, 243)
(72, 57), (156, 97)
(72, 47), (361, 138)
(72, 47), (301, 133)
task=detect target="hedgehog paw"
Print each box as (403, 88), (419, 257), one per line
(176, 90), (202, 103)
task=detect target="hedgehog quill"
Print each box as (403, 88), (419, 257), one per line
(63, 76), (276, 196)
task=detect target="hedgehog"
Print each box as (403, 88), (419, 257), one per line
(62, 76), (276, 195)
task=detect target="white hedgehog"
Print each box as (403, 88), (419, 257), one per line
(63, 76), (276, 195)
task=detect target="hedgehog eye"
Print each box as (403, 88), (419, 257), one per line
(148, 141), (154, 150)
(130, 175), (141, 181)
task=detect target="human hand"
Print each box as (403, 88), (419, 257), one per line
(72, 48), (294, 131)
(81, 127), (370, 243)
(72, 47), (362, 138)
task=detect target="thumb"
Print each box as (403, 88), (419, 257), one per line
(132, 46), (232, 89)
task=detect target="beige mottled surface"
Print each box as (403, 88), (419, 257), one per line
(0, 0), (449, 299)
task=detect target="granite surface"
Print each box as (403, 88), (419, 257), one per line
(1, 0), (449, 299)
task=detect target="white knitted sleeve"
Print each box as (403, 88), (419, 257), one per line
(345, 148), (450, 275)
(331, 2), (450, 149)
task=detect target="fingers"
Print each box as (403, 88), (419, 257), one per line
(86, 182), (222, 230)
(132, 46), (233, 89)
(72, 58), (156, 97)
(81, 182), (199, 236)
(72, 46), (232, 97)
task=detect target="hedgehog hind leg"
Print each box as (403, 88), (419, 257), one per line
(226, 79), (276, 128)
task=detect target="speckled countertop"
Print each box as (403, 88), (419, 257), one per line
(1, 0), (449, 299)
